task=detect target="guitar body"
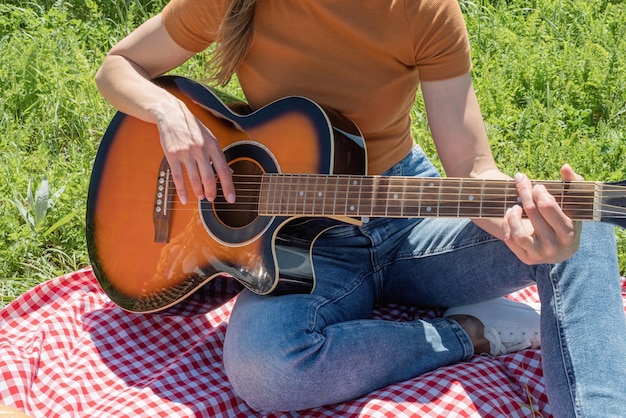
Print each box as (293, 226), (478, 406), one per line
(86, 76), (366, 313)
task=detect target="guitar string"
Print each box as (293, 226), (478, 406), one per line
(162, 173), (615, 196)
(163, 176), (619, 203)
(159, 202), (626, 217)
(150, 175), (626, 218)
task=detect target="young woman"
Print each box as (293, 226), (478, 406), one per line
(95, 0), (626, 415)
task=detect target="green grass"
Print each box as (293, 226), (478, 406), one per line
(1, 0), (625, 304)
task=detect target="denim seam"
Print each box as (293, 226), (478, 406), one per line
(551, 270), (582, 417)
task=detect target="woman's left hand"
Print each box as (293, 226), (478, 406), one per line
(502, 164), (583, 264)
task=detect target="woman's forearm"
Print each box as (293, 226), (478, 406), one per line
(94, 14), (195, 124)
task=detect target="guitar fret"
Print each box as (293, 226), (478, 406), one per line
(311, 175), (322, 216)
(479, 179), (485, 218)
(424, 179), (437, 216)
(309, 174), (315, 215)
(258, 175), (268, 215)
(502, 182), (509, 213)
(379, 177), (391, 216)
(277, 174), (283, 215)
(457, 178), (463, 217)
(457, 179), (482, 218)
(274, 174), (280, 215)
(265, 175), (272, 215)
(288, 173), (293, 214)
(371, 177), (386, 216)
(366, 177), (376, 217)
(356, 177), (368, 217)
(547, 181), (594, 220)
(502, 180), (508, 214)
(510, 181), (518, 211)
(356, 176), (363, 216)
(309, 175), (314, 214)
(342, 175), (351, 215)
(280, 174), (287, 215)
(478, 180), (503, 218)
(340, 175), (347, 216)
(372, 177), (384, 216)
(303, 174), (311, 215)
(436, 178), (442, 217)
(331, 176), (340, 216)
(342, 176), (351, 216)
(401, 178), (407, 217)
(385, 177), (405, 217)
(305, 175), (310, 215)
(435, 179), (458, 217)
(307, 174), (315, 215)
(458, 178), (471, 217)
(345, 176), (360, 216)
(278, 176), (289, 213)
(429, 179), (438, 216)
(330, 175), (338, 216)
(322, 175), (329, 216)
(293, 174), (300, 214)
(281, 176), (291, 214)
(294, 174), (300, 214)
(289, 173), (296, 215)
(280, 174), (288, 215)
(336, 175), (344, 215)
(270, 174), (278, 215)
(383, 177), (390, 216)
(261, 175), (269, 215)
(318, 175), (326, 215)
(293, 174), (301, 215)
(417, 178), (424, 217)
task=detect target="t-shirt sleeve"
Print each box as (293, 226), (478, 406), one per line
(408, 0), (472, 81)
(161, 0), (228, 52)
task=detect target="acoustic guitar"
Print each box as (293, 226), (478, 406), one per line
(86, 76), (626, 313)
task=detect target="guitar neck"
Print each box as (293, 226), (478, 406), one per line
(257, 175), (601, 221)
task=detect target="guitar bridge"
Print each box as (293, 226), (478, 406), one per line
(153, 157), (174, 243)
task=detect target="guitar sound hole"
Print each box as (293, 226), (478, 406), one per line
(200, 142), (277, 245)
(214, 159), (263, 228)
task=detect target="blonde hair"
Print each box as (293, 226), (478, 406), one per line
(210, 0), (257, 85)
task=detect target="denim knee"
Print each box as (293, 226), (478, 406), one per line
(223, 325), (326, 412)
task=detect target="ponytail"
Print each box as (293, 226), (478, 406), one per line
(210, 0), (257, 86)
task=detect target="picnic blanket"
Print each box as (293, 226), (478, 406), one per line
(2, 267), (624, 417)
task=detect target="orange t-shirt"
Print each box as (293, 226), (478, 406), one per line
(162, 0), (472, 174)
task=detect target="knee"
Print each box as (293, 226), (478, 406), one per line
(223, 292), (328, 411)
(223, 331), (314, 412)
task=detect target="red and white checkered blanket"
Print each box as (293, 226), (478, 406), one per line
(2, 267), (624, 417)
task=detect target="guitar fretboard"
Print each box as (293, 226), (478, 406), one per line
(257, 174), (599, 221)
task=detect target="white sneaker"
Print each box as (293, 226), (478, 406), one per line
(444, 297), (541, 356)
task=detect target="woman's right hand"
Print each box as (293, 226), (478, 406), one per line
(154, 95), (235, 205)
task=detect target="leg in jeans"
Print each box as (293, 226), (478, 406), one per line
(382, 217), (626, 417)
(537, 221), (626, 417)
(223, 220), (477, 411)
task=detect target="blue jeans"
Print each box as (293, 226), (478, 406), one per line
(223, 146), (626, 416)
